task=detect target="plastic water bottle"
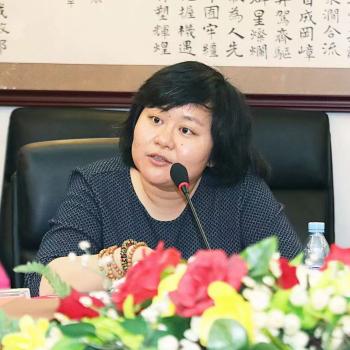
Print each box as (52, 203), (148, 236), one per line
(304, 222), (330, 269)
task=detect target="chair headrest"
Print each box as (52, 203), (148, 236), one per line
(6, 107), (127, 181)
(251, 108), (331, 189)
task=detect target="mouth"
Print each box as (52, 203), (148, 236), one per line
(148, 154), (172, 164)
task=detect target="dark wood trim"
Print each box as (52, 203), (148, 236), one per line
(0, 90), (134, 108)
(246, 94), (350, 111)
(0, 90), (350, 111)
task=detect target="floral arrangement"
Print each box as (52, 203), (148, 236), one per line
(1, 237), (350, 350)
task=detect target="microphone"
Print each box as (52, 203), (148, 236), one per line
(170, 163), (211, 250)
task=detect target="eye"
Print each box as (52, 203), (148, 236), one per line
(151, 116), (162, 125)
(180, 127), (194, 136)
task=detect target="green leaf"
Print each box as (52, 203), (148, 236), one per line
(85, 317), (122, 343)
(160, 265), (177, 280)
(85, 342), (127, 350)
(0, 310), (19, 340)
(95, 318), (144, 350)
(52, 336), (87, 350)
(59, 322), (96, 338)
(270, 290), (292, 313)
(250, 344), (280, 350)
(240, 236), (277, 278)
(122, 317), (149, 336)
(262, 329), (292, 350)
(142, 329), (167, 349)
(122, 316), (189, 349)
(159, 316), (191, 339)
(289, 253), (303, 266)
(299, 304), (320, 329)
(52, 337), (86, 350)
(207, 319), (249, 350)
(14, 261), (71, 297)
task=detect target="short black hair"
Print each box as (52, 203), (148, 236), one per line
(120, 61), (268, 185)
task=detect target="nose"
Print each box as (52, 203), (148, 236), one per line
(154, 125), (175, 149)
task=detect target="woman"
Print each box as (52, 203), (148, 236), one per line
(25, 61), (302, 296)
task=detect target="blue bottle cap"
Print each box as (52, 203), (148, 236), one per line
(308, 222), (325, 233)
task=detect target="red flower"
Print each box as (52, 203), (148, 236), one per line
(170, 250), (248, 317)
(322, 244), (350, 269)
(57, 289), (104, 320)
(277, 257), (298, 289)
(112, 242), (181, 310)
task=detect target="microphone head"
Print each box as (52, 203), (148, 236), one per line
(170, 163), (189, 192)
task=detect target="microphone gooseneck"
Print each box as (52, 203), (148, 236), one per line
(170, 163), (211, 250)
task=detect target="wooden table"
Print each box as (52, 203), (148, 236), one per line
(0, 296), (58, 319)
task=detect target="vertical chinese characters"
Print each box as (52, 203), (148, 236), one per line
(249, 1), (268, 60)
(321, 0), (342, 57)
(202, 1), (220, 58)
(298, 0), (316, 60)
(178, 0), (197, 56)
(274, 0), (292, 60)
(153, 0), (171, 55)
(0, 2), (9, 55)
(226, 0), (245, 58)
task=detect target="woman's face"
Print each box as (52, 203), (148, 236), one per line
(131, 104), (213, 190)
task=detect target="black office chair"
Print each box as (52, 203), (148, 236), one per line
(1, 107), (128, 282)
(11, 138), (119, 287)
(251, 108), (334, 245)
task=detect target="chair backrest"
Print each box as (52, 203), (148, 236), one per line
(12, 138), (119, 286)
(251, 108), (334, 245)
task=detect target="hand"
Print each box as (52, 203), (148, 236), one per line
(132, 246), (153, 265)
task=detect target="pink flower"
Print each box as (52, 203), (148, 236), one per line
(57, 289), (104, 320)
(112, 242), (181, 310)
(322, 244), (350, 269)
(227, 254), (248, 290)
(277, 257), (298, 289)
(170, 250), (248, 317)
(0, 262), (10, 289)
